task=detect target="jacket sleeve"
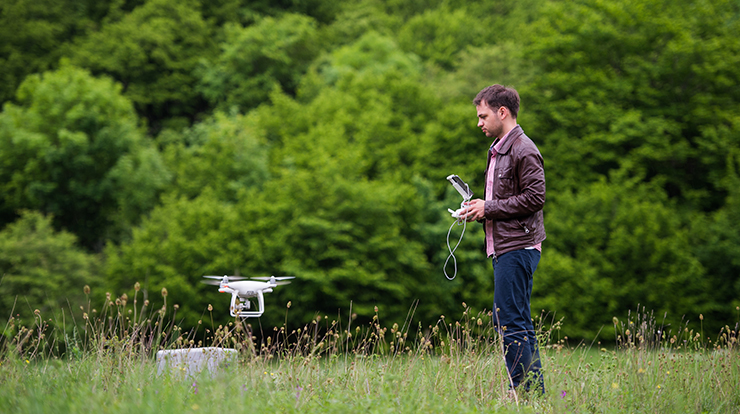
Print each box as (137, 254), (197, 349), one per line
(484, 146), (545, 220)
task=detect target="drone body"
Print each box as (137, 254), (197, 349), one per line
(203, 275), (294, 318)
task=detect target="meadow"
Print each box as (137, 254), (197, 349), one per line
(1, 294), (739, 414)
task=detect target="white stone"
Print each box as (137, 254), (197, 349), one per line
(156, 347), (238, 377)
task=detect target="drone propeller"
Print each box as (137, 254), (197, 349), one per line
(202, 275), (248, 286)
(203, 275), (249, 280)
(251, 276), (295, 281)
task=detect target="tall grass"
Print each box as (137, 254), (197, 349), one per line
(1, 289), (739, 413)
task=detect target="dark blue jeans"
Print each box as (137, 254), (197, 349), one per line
(492, 249), (545, 393)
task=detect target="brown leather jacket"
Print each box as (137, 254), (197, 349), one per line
(482, 125), (546, 257)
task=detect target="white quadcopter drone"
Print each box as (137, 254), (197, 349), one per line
(202, 275), (294, 318)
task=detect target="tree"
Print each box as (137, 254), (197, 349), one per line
(0, 0), (114, 105)
(68, 0), (216, 132)
(535, 178), (707, 340)
(521, 0), (740, 211)
(690, 150), (740, 333)
(104, 191), (250, 327)
(513, 0), (740, 338)
(396, 5), (487, 70)
(159, 111), (270, 202)
(197, 13), (321, 112)
(106, 109), (272, 327)
(0, 211), (101, 323)
(0, 63), (169, 250)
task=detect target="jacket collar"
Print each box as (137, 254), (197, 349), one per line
(490, 125), (523, 155)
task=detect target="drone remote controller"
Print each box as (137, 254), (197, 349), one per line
(444, 174), (473, 280)
(446, 174), (472, 220)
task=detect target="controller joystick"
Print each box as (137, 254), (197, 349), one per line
(448, 207), (468, 219)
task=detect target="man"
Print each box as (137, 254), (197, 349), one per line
(462, 84), (546, 394)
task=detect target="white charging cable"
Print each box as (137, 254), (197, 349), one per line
(444, 203), (468, 280)
(443, 174), (473, 280)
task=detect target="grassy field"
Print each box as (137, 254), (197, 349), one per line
(1, 298), (739, 413)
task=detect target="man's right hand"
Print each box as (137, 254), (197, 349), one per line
(463, 199), (486, 222)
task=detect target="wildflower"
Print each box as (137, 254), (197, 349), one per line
(611, 383), (619, 389)
(134, 282), (141, 292)
(84, 285), (90, 295)
(287, 301), (292, 309)
(161, 287), (168, 297)
(208, 304), (213, 312)
(560, 390), (567, 399)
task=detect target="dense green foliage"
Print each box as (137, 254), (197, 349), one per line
(1, 0), (738, 340)
(0, 63), (169, 250)
(0, 211), (99, 321)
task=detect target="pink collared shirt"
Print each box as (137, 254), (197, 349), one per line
(485, 127), (542, 257)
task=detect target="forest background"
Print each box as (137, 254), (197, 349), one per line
(1, 0), (738, 342)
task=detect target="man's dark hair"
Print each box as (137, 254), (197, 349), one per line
(473, 84), (520, 118)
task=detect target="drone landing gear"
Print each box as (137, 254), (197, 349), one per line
(229, 291), (265, 318)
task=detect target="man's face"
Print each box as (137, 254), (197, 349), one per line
(476, 102), (504, 139)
